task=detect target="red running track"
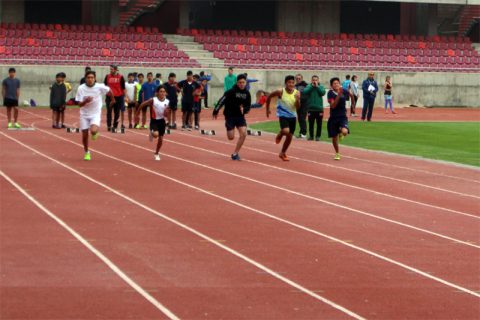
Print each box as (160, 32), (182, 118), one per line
(1, 108), (479, 319)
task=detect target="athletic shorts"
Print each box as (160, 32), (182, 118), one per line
(279, 117), (297, 134)
(225, 116), (247, 131)
(50, 104), (65, 112)
(80, 113), (101, 131)
(327, 116), (350, 138)
(193, 101), (201, 113)
(150, 118), (166, 136)
(3, 98), (18, 107)
(181, 101), (193, 113)
(169, 102), (178, 111)
(127, 102), (136, 109)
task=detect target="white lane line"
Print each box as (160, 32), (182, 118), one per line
(174, 129), (480, 200)
(0, 170), (180, 320)
(0, 132), (366, 320)
(9, 130), (480, 299)
(153, 132), (478, 220)
(107, 131), (480, 248)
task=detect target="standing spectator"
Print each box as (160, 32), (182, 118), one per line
(349, 75), (359, 117)
(177, 70), (200, 130)
(303, 75), (326, 141)
(165, 72), (179, 129)
(224, 67), (236, 92)
(134, 73), (144, 128)
(342, 75), (351, 111)
(361, 72), (378, 121)
(244, 73), (259, 91)
(251, 90), (267, 108)
(61, 75), (72, 128)
(50, 72), (67, 129)
(125, 73), (137, 128)
(80, 66), (91, 85)
(104, 65), (126, 131)
(384, 76), (396, 114)
(2, 67), (21, 128)
(192, 74), (203, 130)
(137, 72), (157, 129)
(295, 74), (308, 139)
(154, 73), (163, 86)
(199, 71), (211, 108)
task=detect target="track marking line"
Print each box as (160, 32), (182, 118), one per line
(6, 129), (480, 299)
(0, 132), (366, 320)
(0, 170), (180, 320)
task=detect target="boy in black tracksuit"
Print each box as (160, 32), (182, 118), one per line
(295, 75), (308, 138)
(213, 74), (251, 161)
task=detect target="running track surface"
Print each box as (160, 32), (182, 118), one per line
(1, 107), (479, 319)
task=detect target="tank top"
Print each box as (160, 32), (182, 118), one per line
(384, 82), (392, 95)
(276, 88), (298, 118)
(151, 97), (169, 120)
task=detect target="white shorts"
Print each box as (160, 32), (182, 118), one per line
(79, 113), (101, 131)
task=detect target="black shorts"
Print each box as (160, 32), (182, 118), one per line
(50, 104), (65, 112)
(193, 101), (201, 113)
(127, 102), (136, 109)
(279, 117), (297, 134)
(225, 116), (247, 131)
(3, 98), (18, 107)
(181, 101), (193, 112)
(327, 116), (350, 138)
(150, 118), (166, 136)
(169, 102), (178, 111)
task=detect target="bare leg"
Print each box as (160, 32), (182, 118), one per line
(55, 111), (61, 126)
(6, 107), (12, 123)
(141, 109), (147, 126)
(90, 124), (99, 137)
(51, 110), (56, 126)
(234, 126), (247, 154)
(128, 108), (133, 127)
(227, 129), (235, 140)
(172, 110), (176, 125)
(82, 129), (89, 152)
(60, 110), (65, 126)
(13, 107), (18, 123)
(120, 111), (125, 127)
(332, 136), (339, 153)
(281, 132), (293, 155)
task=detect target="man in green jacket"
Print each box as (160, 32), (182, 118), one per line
(224, 67), (236, 92)
(303, 75), (326, 141)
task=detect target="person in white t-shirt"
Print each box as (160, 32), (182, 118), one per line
(75, 71), (115, 161)
(124, 73), (137, 129)
(136, 85), (171, 161)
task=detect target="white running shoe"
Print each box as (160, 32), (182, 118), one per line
(154, 153), (161, 161)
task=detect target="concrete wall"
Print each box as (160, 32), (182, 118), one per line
(1, 0), (25, 24)
(276, 1), (340, 34)
(1, 66), (479, 108)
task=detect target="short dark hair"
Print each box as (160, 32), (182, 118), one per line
(110, 64), (118, 70)
(352, 75), (357, 81)
(147, 72), (153, 76)
(228, 67), (234, 71)
(85, 66), (91, 72)
(138, 73), (144, 77)
(186, 70), (193, 76)
(193, 74), (200, 80)
(330, 77), (340, 86)
(312, 75), (319, 80)
(85, 70), (96, 78)
(237, 74), (247, 81)
(127, 73), (133, 77)
(285, 75), (295, 83)
(199, 71), (205, 76)
(8, 67), (15, 73)
(168, 72), (176, 78)
(346, 75), (351, 80)
(155, 73), (161, 78)
(156, 85), (166, 92)
(55, 72), (64, 78)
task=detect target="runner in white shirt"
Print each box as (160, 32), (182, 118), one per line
(75, 71), (115, 161)
(124, 73), (137, 129)
(136, 85), (170, 160)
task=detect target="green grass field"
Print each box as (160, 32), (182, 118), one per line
(249, 121), (480, 167)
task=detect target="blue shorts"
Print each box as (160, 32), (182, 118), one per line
(327, 116), (349, 138)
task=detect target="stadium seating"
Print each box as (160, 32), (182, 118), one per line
(178, 28), (480, 72)
(458, 5), (480, 36)
(0, 23), (200, 68)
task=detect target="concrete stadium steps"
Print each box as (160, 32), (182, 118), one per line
(163, 34), (224, 68)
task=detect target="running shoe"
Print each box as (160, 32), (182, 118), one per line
(194, 125), (199, 130)
(231, 153), (241, 161)
(334, 153), (341, 161)
(279, 153), (289, 161)
(135, 124), (141, 129)
(14, 123), (21, 128)
(143, 125), (148, 129)
(7, 122), (12, 128)
(154, 153), (161, 161)
(84, 151), (91, 161)
(315, 137), (321, 141)
(171, 123), (177, 129)
(91, 132), (99, 141)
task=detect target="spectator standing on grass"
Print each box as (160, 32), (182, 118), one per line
(134, 73), (144, 128)
(125, 73), (137, 129)
(104, 65), (126, 131)
(303, 75), (326, 141)
(177, 70), (200, 130)
(361, 71), (378, 121)
(165, 72), (179, 129)
(342, 75), (351, 112)
(50, 72), (67, 129)
(349, 75), (359, 117)
(2, 67), (21, 128)
(224, 67), (236, 92)
(137, 72), (157, 129)
(384, 76), (396, 114)
(199, 71), (211, 108)
(295, 74), (308, 139)
(154, 73), (163, 86)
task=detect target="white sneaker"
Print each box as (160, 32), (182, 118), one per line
(300, 134), (307, 139)
(149, 130), (153, 142)
(154, 153), (161, 161)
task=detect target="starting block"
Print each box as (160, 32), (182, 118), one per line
(247, 129), (262, 136)
(201, 129), (216, 135)
(111, 128), (126, 134)
(66, 127), (80, 133)
(7, 127), (35, 131)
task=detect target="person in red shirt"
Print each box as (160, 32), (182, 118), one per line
(104, 65), (126, 131)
